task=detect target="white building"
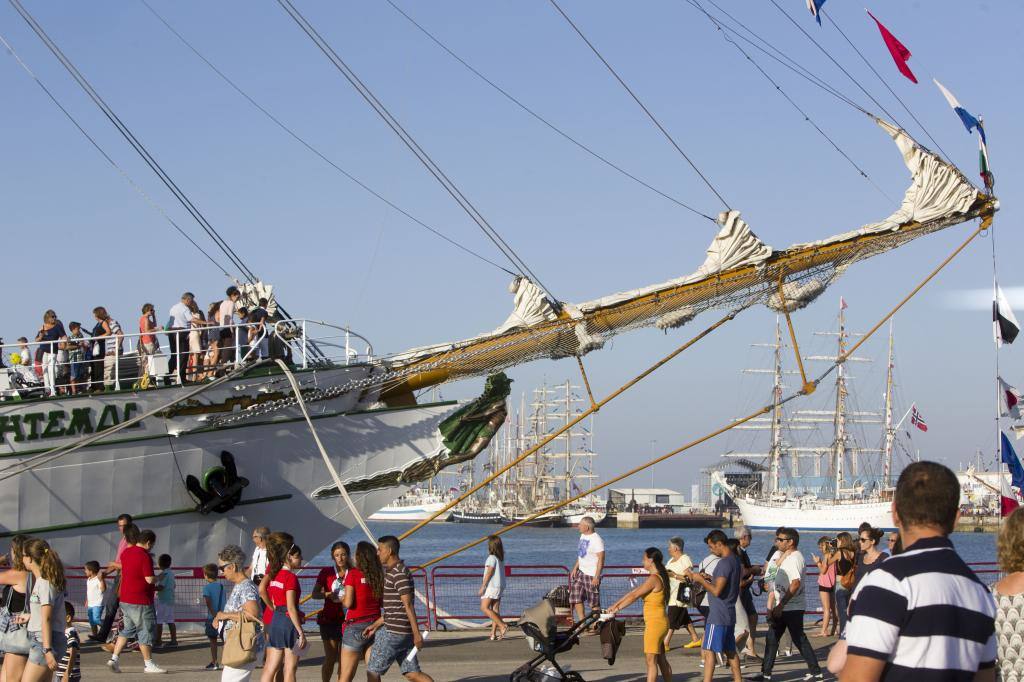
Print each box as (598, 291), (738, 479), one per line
(609, 488), (686, 509)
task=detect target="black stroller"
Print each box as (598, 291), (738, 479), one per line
(510, 586), (604, 682)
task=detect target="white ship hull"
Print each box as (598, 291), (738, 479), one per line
(734, 496), (895, 531)
(563, 509), (607, 527)
(0, 364), (471, 565)
(369, 501), (452, 522)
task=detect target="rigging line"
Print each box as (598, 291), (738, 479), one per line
(547, 0), (731, 210)
(697, 0), (870, 115)
(383, 0), (715, 224)
(140, 0), (514, 276)
(821, 9), (953, 165)
(7, 0), (258, 286)
(689, 0), (894, 203)
(0, 30), (233, 279)
(275, 0), (558, 301)
(766, 0), (910, 134)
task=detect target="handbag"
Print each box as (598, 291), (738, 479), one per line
(0, 574), (33, 656)
(221, 611), (263, 669)
(839, 551), (857, 590)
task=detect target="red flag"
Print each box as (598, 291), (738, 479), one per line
(867, 11), (918, 84)
(1002, 475), (1021, 517)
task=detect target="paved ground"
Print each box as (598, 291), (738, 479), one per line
(73, 626), (839, 681)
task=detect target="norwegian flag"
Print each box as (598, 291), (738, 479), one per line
(910, 405), (928, 432)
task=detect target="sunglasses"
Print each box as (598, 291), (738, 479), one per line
(218, 563), (230, 570)
(775, 536), (790, 542)
(858, 537), (872, 543)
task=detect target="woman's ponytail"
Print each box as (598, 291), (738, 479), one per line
(24, 538), (65, 592)
(264, 531), (294, 580)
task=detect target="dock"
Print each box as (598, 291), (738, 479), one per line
(76, 626), (840, 680)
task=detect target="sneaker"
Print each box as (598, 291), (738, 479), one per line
(204, 662), (218, 671)
(144, 662), (167, 674)
(684, 640), (703, 649)
(107, 659), (121, 674)
(803, 675), (825, 682)
(745, 675), (767, 682)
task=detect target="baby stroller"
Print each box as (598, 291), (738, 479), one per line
(510, 587), (603, 682)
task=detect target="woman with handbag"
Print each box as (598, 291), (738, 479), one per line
(0, 535), (33, 682)
(828, 532), (857, 636)
(212, 545), (264, 682)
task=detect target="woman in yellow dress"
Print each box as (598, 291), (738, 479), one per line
(607, 547), (673, 682)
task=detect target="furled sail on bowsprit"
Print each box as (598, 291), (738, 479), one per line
(377, 120), (996, 403)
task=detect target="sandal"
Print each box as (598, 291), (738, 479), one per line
(496, 626), (508, 641)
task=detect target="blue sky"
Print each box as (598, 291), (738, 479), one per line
(2, 1), (1021, 494)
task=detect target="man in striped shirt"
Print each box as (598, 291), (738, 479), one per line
(366, 535), (432, 682)
(840, 461), (996, 682)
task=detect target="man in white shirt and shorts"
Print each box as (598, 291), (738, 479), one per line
(569, 516), (604, 628)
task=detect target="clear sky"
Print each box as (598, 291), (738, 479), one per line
(2, 1), (1021, 495)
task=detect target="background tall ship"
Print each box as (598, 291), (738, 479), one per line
(714, 304), (920, 530)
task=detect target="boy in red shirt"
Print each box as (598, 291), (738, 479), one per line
(106, 527), (166, 674)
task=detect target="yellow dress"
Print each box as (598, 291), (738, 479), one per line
(642, 587), (669, 654)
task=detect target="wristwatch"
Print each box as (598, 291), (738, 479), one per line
(42, 647), (52, 654)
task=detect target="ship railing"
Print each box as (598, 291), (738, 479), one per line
(50, 561), (1000, 629)
(0, 318), (373, 399)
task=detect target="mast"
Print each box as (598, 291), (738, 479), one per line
(565, 380), (572, 503)
(833, 300), (849, 496)
(769, 316), (784, 494)
(883, 320), (896, 486)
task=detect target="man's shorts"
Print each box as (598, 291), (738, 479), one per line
(120, 603), (156, 646)
(702, 623), (737, 653)
(155, 601), (175, 625)
(87, 606), (103, 627)
(568, 569), (601, 610)
(367, 628), (420, 676)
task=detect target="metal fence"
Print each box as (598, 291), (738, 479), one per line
(61, 561), (1000, 631)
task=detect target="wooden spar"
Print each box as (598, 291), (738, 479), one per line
(380, 195), (996, 402)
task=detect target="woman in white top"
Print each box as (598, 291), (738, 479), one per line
(21, 538), (67, 682)
(663, 536), (701, 651)
(994, 506), (1024, 682)
(478, 535), (507, 641)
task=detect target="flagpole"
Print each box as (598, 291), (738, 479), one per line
(992, 219), (1004, 526)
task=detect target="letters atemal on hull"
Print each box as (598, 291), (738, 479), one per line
(0, 402), (141, 444)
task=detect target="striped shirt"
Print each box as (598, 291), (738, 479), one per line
(58, 627), (80, 682)
(845, 536), (996, 682)
(382, 561), (415, 635)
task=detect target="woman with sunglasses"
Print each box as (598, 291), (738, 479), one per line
(211, 545), (264, 682)
(853, 527), (888, 590)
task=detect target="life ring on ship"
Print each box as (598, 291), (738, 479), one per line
(186, 450), (250, 514)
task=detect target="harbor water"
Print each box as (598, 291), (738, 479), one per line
(319, 521), (998, 568)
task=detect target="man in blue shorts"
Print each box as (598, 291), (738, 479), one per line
(686, 530), (742, 682)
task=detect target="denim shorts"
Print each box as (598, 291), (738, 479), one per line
(266, 608), (299, 650)
(28, 630), (66, 667)
(341, 620), (375, 653)
(87, 606), (103, 627)
(367, 628), (419, 675)
(120, 603), (155, 646)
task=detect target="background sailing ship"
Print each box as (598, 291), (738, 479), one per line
(714, 303), (920, 530)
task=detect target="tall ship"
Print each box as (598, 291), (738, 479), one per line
(714, 306), (913, 531)
(0, 1), (998, 565)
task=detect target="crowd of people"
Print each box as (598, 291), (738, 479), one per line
(0, 459), (1018, 682)
(555, 461), (1008, 682)
(1, 289), (280, 396)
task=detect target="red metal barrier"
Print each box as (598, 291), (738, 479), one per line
(55, 560), (1002, 630)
